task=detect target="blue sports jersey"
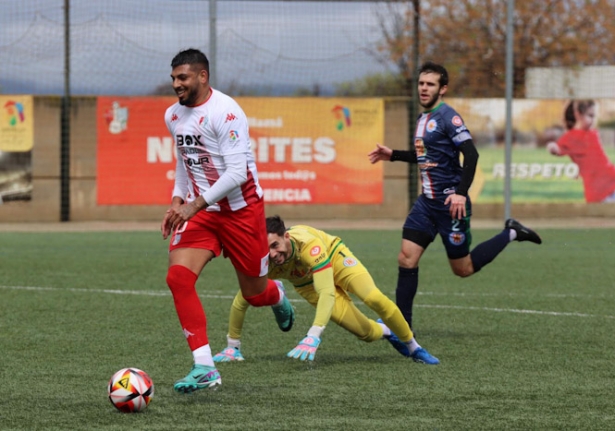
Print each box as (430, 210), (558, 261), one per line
(414, 102), (472, 201)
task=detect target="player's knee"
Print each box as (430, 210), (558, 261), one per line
(166, 265), (197, 292)
(450, 261), (474, 278)
(452, 267), (473, 278)
(397, 251), (418, 268)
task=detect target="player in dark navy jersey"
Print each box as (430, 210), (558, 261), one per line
(368, 61), (541, 329)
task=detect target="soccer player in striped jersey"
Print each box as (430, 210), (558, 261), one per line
(368, 61), (541, 330)
(161, 49), (294, 393)
(213, 215), (439, 364)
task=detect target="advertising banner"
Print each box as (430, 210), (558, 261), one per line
(0, 95), (33, 203)
(451, 98), (615, 204)
(97, 97), (384, 205)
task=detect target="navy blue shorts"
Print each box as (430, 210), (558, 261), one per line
(403, 194), (473, 259)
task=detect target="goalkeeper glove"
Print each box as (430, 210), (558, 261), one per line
(287, 335), (321, 361)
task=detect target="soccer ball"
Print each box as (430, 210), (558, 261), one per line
(108, 368), (154, 413)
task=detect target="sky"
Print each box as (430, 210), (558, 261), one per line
(0, 1), (396, 95)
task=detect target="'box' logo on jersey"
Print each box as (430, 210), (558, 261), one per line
(176, 135), (203, 146)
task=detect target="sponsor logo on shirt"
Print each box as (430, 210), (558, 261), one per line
(225, 113), (237, 122)
(415, 138), (426, 157)
(310, 246), (321, 256)
(176, 135), (203, 146)
(343, 257), (357, 267)
(426, 119), (437, 133)
(171, 113), (179, 122)
(229, 130), (239, 141)
(452, 115), (463, 127)
(199, 116), (208, 127)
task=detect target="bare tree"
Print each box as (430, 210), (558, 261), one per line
(375, 0), (615, 97)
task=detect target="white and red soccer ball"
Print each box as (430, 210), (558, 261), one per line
(108, 368), (154, 413)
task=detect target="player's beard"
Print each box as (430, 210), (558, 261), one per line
(177, 84), (199, 106)
(419, 92), (440, 110)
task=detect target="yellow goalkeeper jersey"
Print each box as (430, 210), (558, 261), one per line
(268, 225), (343, 288)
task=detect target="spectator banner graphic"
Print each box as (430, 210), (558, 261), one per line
(97, 97), (383, 205)
(450, 98), (615, 204)
(238, 97), (383, 204)
(0, 95), (33, 203)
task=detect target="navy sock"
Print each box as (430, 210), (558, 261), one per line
(470, 229), (510, 273)
(396, 266), (418, 329)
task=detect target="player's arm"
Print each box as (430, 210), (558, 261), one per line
(445, 139), (479, 219)
(546, 141), (562, 156)
(213, 291), (250, 362)
(193, 152), (248, 211)
(456, 139), (479, 197)
(287, 248), (336, 361)
(368, 143), (417, 164)
(192, 103), (250, 211)
(162, 125), (188, 239)
(309, 265), (336, 331)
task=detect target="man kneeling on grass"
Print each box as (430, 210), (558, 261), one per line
(213, 215), (439, 365)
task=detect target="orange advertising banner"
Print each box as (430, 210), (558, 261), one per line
(97, 96), (383, 205)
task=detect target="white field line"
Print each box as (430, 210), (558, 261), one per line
(2, 284), (615, 320)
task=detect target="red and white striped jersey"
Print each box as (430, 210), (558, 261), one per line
(165, 89), (263, 212)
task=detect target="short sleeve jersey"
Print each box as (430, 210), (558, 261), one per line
(557, 128), (615, 202)
(414, 102), (473, 200)
(268, 225), (343, 288)
(165, 89), (263, 212)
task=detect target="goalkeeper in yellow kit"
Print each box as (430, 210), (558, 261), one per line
(213, 215), (439, 364)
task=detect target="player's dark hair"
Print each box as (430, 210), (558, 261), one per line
(564, 99), (595, 130)
(171, 48), (209, 74)
(418, 61), (449, 87)
(266, 215), (286, 236)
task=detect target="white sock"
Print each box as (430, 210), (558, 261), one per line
(408, 338), (421, 354)
(378, 321), (392, 338)
(192, 344), (215, 367)
(274, 281), (286, 307)
(227, 336), (241, 349)
(509, 229), (517, 241)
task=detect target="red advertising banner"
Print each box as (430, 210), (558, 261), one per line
(97, 97), (176, 205)
(97, 96), (383, 205)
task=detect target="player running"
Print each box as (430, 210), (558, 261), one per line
(368, 61), (542, 330)
(161, 49), (294, 394)
(213, 215), (439, 365)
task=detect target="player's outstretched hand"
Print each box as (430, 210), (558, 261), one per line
(287, 335), (321, 361)
(367, 143), (392, 164)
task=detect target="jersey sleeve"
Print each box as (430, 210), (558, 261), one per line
(444, 110), (472, 146)
(311, 267), (336, 328)
(300, 239), (335, 328)
(165, 106), (189, 200)
(212, 98), (251, 156)
(556, 132), (573, 156)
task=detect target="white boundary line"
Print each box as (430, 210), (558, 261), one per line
(2, 284), (615, 320)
